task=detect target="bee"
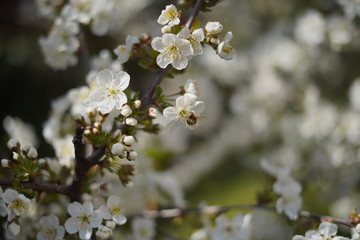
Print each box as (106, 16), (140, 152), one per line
(185, 112), (200, 127)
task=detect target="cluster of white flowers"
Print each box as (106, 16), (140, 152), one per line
(39, 6), (80, 70)
(292, 222), (351, 240)
(261, 157), (302, 220)
(0, 187), (31, 236)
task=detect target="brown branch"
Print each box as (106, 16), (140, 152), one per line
(0, 178), (69, 195)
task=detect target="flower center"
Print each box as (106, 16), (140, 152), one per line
(43, 227), (57, 239)
(165, 44), (180, 61)
(77, 214), (91, 226)
(164, 9), (179, 21)
(179, 109), (189, 118)
(110, 207), (121, 216)
(9, 198), (26, 214)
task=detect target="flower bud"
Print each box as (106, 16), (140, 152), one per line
(148, 107), (158, 118)
(120, 105), (132, 117)
(123, 135), (135, 146)
(208, 37), (220, 45)
(161, 25), (172, 34)
(12, 152), (21, 161)
(134, 100), (141, 109)
(84, 129), (91, 135)
(8, 222), (20, 236)
(205, 21), (223, 35)
(1, 159), (10, 168)
(125, 117), (137, 126)
(106, 220), (116, 229)
(111, 143), (125, 156)
(92, 128), (100, 134)
(27, 147), (38, 159)
(127, 151), (138, 161)
(94, 122), (101, 128)
(356, 223), (360, 233)
(7, 139), (19, 151)
(21, 145), (31, 154)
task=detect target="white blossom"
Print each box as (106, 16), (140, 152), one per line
(163, 94), (205, 129)
(114, 36), (139, 64)
(96, 225), (113, 240)
(184, 79), (199, 97)
(37, 215), (65, 240)
(64, 201), (102, 240)
(157, 4), (181, 27)
(292, 222), (350, 240)
(132, 217), (156, 240)
(99, 195), (127, 225)
(126, 117), (138, 126)
(209, 213), (252, 240)
(120, 104), (133, 117)
(217, 32), (234, 60)
(295, 9), (325, 46)
(151, 33), (193, 70)
(84, 68), (130, 114)
(2, 189), (31, 221)
(177, 27), (204, 56)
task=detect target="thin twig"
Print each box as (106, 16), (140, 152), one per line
(130, 204), (354, 228)
(0, 178), (69, 195)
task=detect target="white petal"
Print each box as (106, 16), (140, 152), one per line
(65, 217), (78, 234)
(156, 53), (172, 69)
(192, 101), (205, 115)
(318, 222), (338, 237)
(113, 214), (127, 225)
(192, 29), (205, 41)
(151, 37), (166, 52)
(83, 202), (94, 214)
(97, 69), (114, 84)
(163, 107), (178, 121)
(172, 54), (188, 70)
(2, 189), (18, 204)
(79, 227), (92, 240)
(99, 205), (111, 220)
(115, 71), (130, 91)
(178, 39), (193, 56)
(224, 31), (233, 42)
(177, 27), (190, 39)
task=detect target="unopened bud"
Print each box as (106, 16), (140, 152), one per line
(125, 117), (137, 126)
(205, 21), (223, 35)
(21, 145), (31, 154)
(134, 100), (141, 109)
(8, 222), (20, 236)
(111, 143), (125, 156)
(92, 128), (100, 134)
(84, 129), (91, 135)
(106, 220), (116, 229)
(94, 122), (101, 128)
(148, 107), (158, 118)
(127, 151), (138, 161)
(1, 159), (10, 168)
(120, 105), (132, 117)
(123, 135), (135, 146)
(161, 25), (172, 34)
(12, 152), (21, 161)
(27, 147), (38, 159)
(7, 139), (19, 151)
(208, 37), (220, 45)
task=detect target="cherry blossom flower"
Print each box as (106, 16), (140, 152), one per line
(151, 34), (193, 70)
(99, 195), (127, 225)
(163, 94), (205, 129)
(84, 68), (130, 114)
(217, 32), (234, 60)
(177, 27), (204, 56)
(114, 35), (139, 64)
(37, 215), (65, 240)
(157, 4), (181, 27)
(132, 217), (156, 240)
(64, 201), (102, 240)
(292, 222), (350, 240)
(2, 189), (31, 221)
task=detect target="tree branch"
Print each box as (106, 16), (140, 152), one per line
(0, 178), (69, 195)
(131, 204), (354, 228)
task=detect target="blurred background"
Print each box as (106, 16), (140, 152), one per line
(0, 0), (360, 239)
